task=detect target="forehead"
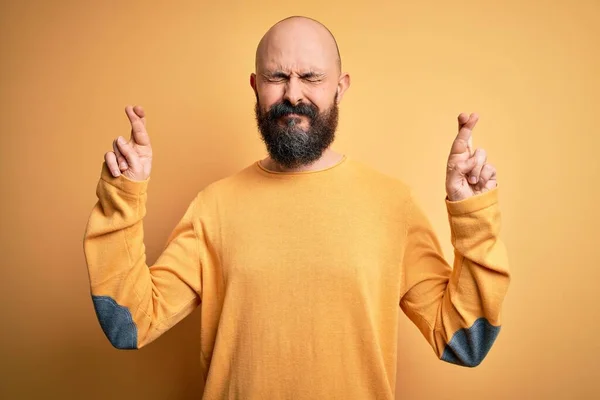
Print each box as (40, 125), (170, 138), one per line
(257, 30), (336, 73)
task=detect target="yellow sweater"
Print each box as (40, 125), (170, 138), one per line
(83, 155), (510, 399)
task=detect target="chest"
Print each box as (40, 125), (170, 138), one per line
(217, 197), (406, 300)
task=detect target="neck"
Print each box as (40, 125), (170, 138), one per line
(260, 148), (344, 173)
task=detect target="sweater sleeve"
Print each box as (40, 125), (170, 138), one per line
(399, 187), (510, 367)
(83, 162), (202, 349)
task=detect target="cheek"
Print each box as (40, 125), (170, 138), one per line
(257, 85), (283, 108)
(306, 86), (336, 110)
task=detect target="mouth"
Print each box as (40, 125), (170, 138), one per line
(281, 113), (302, 119)
(278, 113), (307, 128)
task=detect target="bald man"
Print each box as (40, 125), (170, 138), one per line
(252, 16), (348, 172)
(84, 16), (510, 399)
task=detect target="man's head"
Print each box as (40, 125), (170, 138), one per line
(251, 16), (350, 169)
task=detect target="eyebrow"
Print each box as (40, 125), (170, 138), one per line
(299, 71), (325, 79)
(264, 71), (325, 79)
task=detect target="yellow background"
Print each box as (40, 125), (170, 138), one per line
(1, 0), (599, 398)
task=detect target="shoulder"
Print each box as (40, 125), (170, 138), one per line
(191, 162), (257, 205)
(345, 157), (413, 199)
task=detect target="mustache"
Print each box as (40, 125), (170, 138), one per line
(267, 101), (318, 120)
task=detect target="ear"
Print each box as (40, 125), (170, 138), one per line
(250, 73), (257, 95)
(335, 73), (351, 104)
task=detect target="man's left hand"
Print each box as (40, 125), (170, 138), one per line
(445, 112), (497, 202)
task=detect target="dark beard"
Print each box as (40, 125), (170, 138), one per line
(254, 94), (339, 169)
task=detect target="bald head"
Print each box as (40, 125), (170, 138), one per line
(250, 16), (351, 170)
(255, 16), (341, 75)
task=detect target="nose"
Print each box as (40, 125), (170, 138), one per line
(283, 76), (303, 106)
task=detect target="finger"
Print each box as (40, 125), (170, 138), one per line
(113, 138), (129, 171)
(458, 112), (474, 156)
(451, 112), (479, 155)
(125, 105), (150, 146)
(484, 174), (497, 190)
(478, 163), (497, 190)
(457, 112), (479, 131)
(104, 151), (121, 177)
(452, 154), (478, 175)
(457, 112), (469, 129)
(467, 148), (487, 185)
(133, 105), (146, 126)
(115, 136), (139, 169)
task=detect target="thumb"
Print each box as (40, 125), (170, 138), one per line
(458, 153), (478, 175)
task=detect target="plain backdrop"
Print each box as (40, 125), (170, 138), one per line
(1, 0), (599, 399)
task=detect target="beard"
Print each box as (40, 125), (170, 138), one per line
(254, 93), (339, 169)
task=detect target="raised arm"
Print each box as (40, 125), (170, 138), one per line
(83, 106), (202, 349)
(399, 112), (511, 367)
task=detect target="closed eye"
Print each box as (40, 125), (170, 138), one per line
(300, 72), (325, 82)
(264, 72), (289, 82)
(263, 71), (325, 83)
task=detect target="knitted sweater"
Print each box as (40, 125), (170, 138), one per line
(83, 155), (510, 399)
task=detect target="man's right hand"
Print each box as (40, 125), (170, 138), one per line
(104, 105), (153, 181)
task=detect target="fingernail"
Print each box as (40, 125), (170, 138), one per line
(113, 169), (121, 177)
(117, 136), (125, 144)
(470, 176), (478, 184)
(120, 162), (127, 169)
